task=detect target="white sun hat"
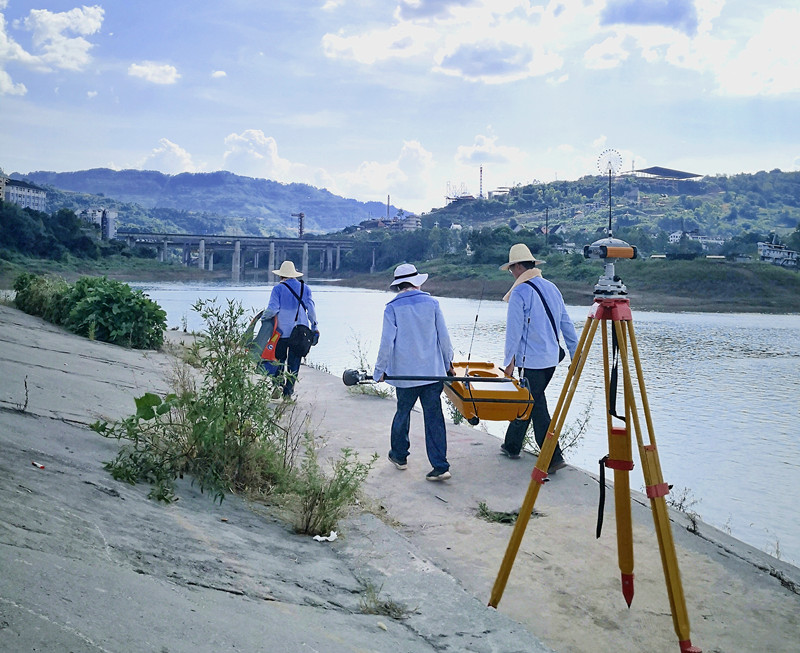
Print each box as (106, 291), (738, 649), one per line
(389, 263), (428, 288)
(273, 260), (303, 278)
(499, 243), (546, 270)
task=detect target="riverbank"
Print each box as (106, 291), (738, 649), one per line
(2, 303), (799, 652)
(333, 257), (800, 313)
(3, 253), (799, 313)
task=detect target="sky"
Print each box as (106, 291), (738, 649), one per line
(1, 0), (799, 215)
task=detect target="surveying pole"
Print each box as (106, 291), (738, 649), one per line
(489, 236), (702, 653)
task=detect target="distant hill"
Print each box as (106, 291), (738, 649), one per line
(424, 169), (800, 239)
(12, 169), (399, 236)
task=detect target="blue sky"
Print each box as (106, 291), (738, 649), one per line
(1, 0), (799, 214)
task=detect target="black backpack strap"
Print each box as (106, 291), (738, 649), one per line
(525, 280), (559, 341)
(284, 280), (308, 321)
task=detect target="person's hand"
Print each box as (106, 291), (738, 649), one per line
(377, 373), (385, 383)
(503, 362), (515, 378)
(447, 365), (456, 376)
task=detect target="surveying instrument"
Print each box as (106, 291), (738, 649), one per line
(488, 156), (702, 652)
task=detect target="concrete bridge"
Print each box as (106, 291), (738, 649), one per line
(117, 231), (377, 282)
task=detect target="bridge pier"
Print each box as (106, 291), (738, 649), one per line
(232, 241), (241, 284)
(199, 239), (205, 270)
(302, 243), (309, 277)
(269, 243), (276, 282)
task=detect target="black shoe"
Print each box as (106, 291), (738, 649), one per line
(499, 443), (521, 460)
(388, 453), (408, 470)
(548, 460), (568, 474)
(426, 468), (451, 481)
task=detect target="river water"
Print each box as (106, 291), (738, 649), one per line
(131, 280), (800, 568)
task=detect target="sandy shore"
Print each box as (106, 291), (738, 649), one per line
(1, 304), (798, 652)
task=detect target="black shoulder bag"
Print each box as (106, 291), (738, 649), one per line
(284, 281), (316, 357)
(525, 280), (566, 363)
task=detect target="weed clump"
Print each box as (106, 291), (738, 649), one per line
(92, 298), (375, 535)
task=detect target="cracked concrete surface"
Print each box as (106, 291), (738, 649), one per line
(2, 302), (799, 652)
(0, 304), (548, 653)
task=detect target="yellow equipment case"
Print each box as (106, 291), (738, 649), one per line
(443, 361), (534, 424)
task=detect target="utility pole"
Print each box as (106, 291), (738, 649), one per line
(545, 208), (549, 247)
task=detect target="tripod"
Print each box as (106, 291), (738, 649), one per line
(488, 248), (701, 653)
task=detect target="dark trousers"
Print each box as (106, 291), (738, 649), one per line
(503, 366), (564, 466)
(390, 382), (449, 472)
(274, 338), (302, 396)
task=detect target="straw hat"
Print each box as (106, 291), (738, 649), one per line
(499, 243), (546, 270)
(389, 263), (428, 288)
(273, 260), (303, 278)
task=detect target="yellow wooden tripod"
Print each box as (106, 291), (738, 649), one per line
(489, 242), (701, 653)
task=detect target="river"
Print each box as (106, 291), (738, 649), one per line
(131, 280), (800, 568)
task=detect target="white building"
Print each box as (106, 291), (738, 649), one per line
(2, 177), (47, 211)
(758, 241), (798, 268)
(78, 208), (118, 240)
(402, 215), (421, 231)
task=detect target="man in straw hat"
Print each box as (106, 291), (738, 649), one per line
(264, 260), (318, 397)
(499, 243), (578, 472)
(374, 263), (455, 481)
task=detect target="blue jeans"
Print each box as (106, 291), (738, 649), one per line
(390, 382), (449, 472)
(503, 367), (564, 466)
(274, 338), (302, 396)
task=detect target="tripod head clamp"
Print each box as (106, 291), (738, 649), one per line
(583, 236), (638, 297)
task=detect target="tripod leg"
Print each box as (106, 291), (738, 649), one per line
(617, 320), (701, 653)
(601, 319), (636, 606)
(489, 316), (597, 608)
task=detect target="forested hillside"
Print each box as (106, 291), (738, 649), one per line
(425, 169), (800, 240)
(13, 169), (397, 236)
(10, 167), (800, 242)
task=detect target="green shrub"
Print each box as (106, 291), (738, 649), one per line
(13, 272), (70, 321)
(94, 297), (376, 537)
(294, 439), (377, 536)
(14, 273), (167, 349)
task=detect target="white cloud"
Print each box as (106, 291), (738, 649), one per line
(222, 129), (334, 189)
(21, 5), (104, 71)
(584, 35), (629, 70)
(318, 0), (800, 97)
(87, 89), (97, 98)
(0, 68), (25, 94)
(715, 9), (800, 96)
(211, 70), (226, 78)
(0, 3), (103, 94)
(337, 140), (436, 209)
(138, 138), (199, 174)
(455, 132), (525, 166)
(128, 61), (181, 85)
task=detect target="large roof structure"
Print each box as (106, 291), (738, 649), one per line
(630, 166), (702, 180)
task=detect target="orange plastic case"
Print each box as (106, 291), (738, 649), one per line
(443, 361), (534, 423)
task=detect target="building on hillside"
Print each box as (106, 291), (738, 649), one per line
(78, 208), (118, 240)
(757, 241), (798, 268)
(537, 223), (566, 236)
(402, 215), (421, 231)
(358, 218), (387, 231)
(488, 187), (511, 199)
(553, 243), (578, 254)
(668, 230), (723, 250)
(3, 177), (47, 211)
